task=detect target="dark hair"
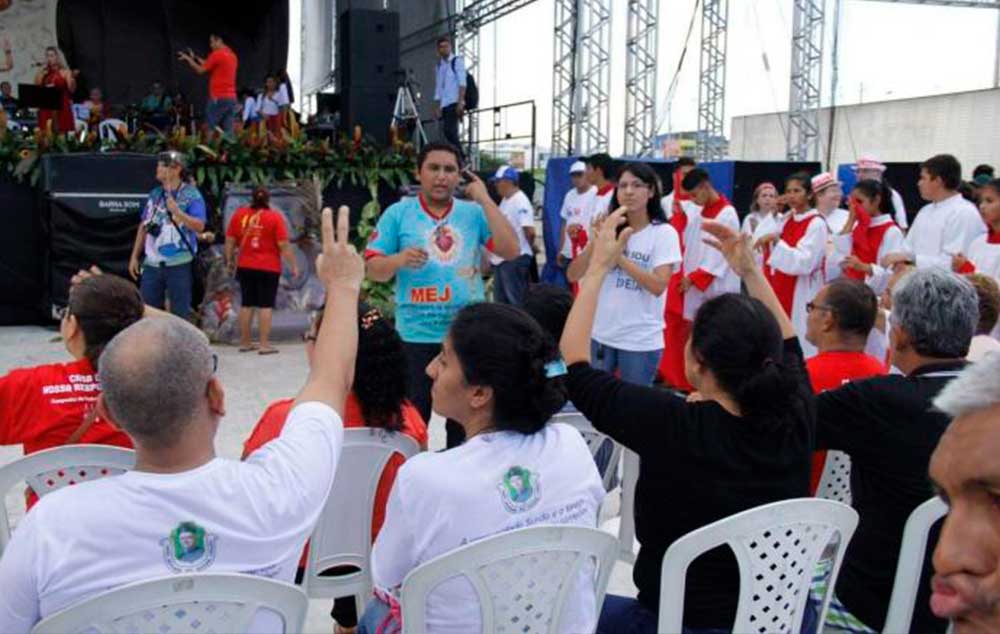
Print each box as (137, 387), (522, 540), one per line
(681, 167), (711, 192)
(209, 32), (226, 43)
(313, 303), (410, 431)
(982, 178), (1000, 199)
(251, 185), (270, 209)
(785, 171), (815, 207)
(957, 181), (976, 203)
(69, 275), (145, 369)
(437, 36), (451, 46)
(965, 273), (1000, 335)
(973, 164), (995, 180)
(921, 154), (962, 190)
(676, 156), (697, 169)
(823, 279), (878, 339)
(449, 303), (566, 434)
(586, 153), (616, 181)
(417, 142), (462, 170)
(614, 162), (666, 225)
(0, 81), (9, 89)
(522, 284), (574, 345)
(851, 179), (894, 217)
(690, 294), (807, 428)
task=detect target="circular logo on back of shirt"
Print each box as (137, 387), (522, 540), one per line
(497, 465), (541, 514)
(161, 521), (217, 572)
(427, 223), (463, 264)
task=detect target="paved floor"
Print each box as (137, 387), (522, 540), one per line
(0, 325), (635, 632)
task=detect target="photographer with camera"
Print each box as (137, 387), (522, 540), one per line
(128, 151), (207, 319)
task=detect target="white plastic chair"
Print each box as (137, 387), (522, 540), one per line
(301, 427), (420, 617)
(551, 411), (624, 492)
(31, 573), (307, 634)
(0, 444), (135, 555)
(99, 118), (127, 141)
(816, 450), (852, 504)
(882, 497), (949, 634)
(400, 525), (619, 633)
(658, 498), (859, 634)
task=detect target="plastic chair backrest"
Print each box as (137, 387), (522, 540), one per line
(30, 573), (307, 634)
(816, 450), (852, 504)
(0, 445), (135, 555)
(400, 525), (619, 633)
(882, 497), (948, 633)
(99, 118), (126, 140)
(551, 412), (623, 492)
(658, 498), (859, 634)
(302, 427), (420, 607)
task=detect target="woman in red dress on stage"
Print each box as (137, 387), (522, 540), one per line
(34, 46), (76, 133)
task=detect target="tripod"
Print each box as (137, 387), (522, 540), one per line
(391, 79), (427, 151)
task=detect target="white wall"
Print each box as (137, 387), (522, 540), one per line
(730, 87), (1000, 170)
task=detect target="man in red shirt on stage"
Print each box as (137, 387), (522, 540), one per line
(804, 278), (886, 491)
(178, 33), (239, 134)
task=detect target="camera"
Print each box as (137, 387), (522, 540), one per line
(145, 220), (162, 238)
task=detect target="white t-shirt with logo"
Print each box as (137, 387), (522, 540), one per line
(560, 186), (597, 258)
(0, 402), (343, 634)
(371, 423), (605, 634)
(592, 223), (682, 351)
(490, 190), (535, 265)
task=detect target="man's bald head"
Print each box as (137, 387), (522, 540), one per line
(99, 318), (216, 449)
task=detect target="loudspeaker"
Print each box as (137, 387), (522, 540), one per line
(337, 9), (400, 145)
(337, 9), (400, 90)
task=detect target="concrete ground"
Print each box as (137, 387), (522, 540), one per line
(0, 325), (635, 633)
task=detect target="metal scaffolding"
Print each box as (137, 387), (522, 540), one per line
(786, 0), (826, 161)
(624, 0), (659, 157)
(551, 0), (612, 156)
(455, 0), (481, 165)
(696, 0), (729, 161)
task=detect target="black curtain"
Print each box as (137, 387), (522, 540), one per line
(56, 0), (288, 116)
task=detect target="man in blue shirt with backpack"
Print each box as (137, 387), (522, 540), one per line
(433, 37), (473, 154)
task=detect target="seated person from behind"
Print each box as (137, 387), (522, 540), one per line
(0, 207), (360, 634)
(242, 301), (427, 634)
(358, 302), (605, 634)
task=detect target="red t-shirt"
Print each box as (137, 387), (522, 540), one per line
(241, 394), (427, 568)
(203, 46), (238, 100)
(805, 350), (886, 492)
(226, 207), (289, 273)
(0, 358), (134, 506)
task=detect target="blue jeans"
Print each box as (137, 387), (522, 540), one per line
(141, 261), (193, 319)
(205, 97), (237, 134)
(598, 594), (818, 634)
(590, 340), (663, 386)
(493, 254), (534, 305)
(357, 597), (393, 634)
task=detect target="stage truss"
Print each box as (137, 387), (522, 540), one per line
(624, 0), (659, 157)
(697, 0), (729, 161)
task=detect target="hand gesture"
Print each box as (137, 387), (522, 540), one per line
(702, 220), (757, 278)
(754, 233), (779, 252)
(315, 206), (364, 292)
(841, 255), (871, 275)
(398, 247), (429, 269)
(165, 192), (182, 219)
(951, 253), (969, 272)
(462, 169), (488, 204)
(72, 265), (104, 286)
(678, 276), (693, 293)
(880, 253), (912, 269)
(590, 208), (633, 273)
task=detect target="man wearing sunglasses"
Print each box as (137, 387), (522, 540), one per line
(128, 151), (206, 319)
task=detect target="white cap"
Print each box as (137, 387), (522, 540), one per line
(569, 160), (586, 174)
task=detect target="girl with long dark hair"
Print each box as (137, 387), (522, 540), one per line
(566, 162), (681, 385)
(562, 210), (814, 633)
(242, 302), (427, 634)
(755, 171), (829, 357)
(224, 185), (299, 354)
(827, 179), (905, 296)
(358, 302), (604, 634)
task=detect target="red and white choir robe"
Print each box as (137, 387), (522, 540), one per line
(659, 173), (696, 388)
(901, 193), (986, 269)
(967, 228), (1000, 339)
(762, 209), (829, 359)
(660, 195), (740, 388)
(827, 211), (906, 297)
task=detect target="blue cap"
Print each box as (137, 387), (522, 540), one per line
(490, 165), (519, 182)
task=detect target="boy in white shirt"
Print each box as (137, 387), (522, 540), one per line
(0, 207), (361, 634)
(558, 160), (597, 266)
(490, 165), (536, 305)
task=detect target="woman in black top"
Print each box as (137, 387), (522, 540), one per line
(561, 209), (815, 632)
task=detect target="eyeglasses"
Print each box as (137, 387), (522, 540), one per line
(805, 302), (835, 314)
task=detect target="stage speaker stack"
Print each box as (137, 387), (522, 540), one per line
(337, 9), (400, 146)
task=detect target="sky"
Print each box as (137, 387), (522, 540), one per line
(290, 1), (1000, 155)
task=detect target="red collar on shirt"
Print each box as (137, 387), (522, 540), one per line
(701, 194), (730, 220)
(418, 192), (454, 221)
(989, 227), (1000, 244)
(596, 183), (616, 197)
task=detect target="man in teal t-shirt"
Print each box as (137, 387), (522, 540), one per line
(366, 142), (519, 447)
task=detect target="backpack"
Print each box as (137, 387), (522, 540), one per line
(451, 57), (479, 110)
